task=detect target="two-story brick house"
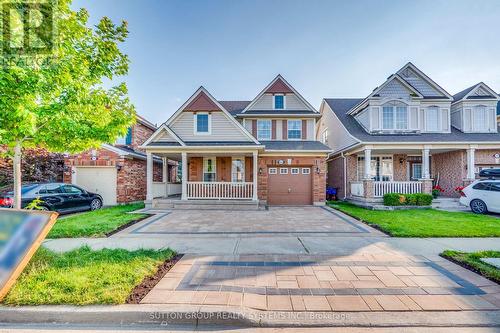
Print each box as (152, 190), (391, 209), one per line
(64, 115), (179, 205)
(317, 63), (500, 202)
(141, 75), (331, 208)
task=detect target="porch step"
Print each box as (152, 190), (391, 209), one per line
(151, 198), (262, 211)
(432, 197), (469, 212)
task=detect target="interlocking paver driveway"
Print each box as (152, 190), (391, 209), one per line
(122, 206), (376, 236)
(141, 253), (500, 312)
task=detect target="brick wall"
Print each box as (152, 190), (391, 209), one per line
(431, 150), (466, 197)
(257, 155), (326, 204)
(64, 147), (163, 203)
(393, 154), (408, 181)
(131, 122), (155, 152)
(475, 149), (500, 166)
(326, 156), (345, 199)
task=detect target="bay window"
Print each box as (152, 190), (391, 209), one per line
(382, 101), (408, 130)
(472, 105), (489, 132)
(425, 106), (439, 132)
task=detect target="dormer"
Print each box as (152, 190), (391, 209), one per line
(451, 82), (500, 133)
(347, 63), (453, 134)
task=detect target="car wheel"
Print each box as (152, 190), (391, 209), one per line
(470, 199), (487, 214)
(90, 198), (102, 211)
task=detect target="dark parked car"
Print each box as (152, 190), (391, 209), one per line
(0, 183), (103, 214)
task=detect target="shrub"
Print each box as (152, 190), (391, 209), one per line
(415, 193), (433, 206)
(383, 192), (433, 206)
(432, 185), (444, 198)
(383, 193), (406, 206)
(405, 193), (418, 206)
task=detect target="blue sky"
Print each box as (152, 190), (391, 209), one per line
(73, 0), (500, 125)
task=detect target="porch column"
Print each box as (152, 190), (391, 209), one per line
(181, 152), (187, 200)
(363, 148), (371, 179)
(162, 158), (168, 183)
(466, 147), (476, 180)
(422, 147), (430, 179)
(146, 151), (153, 201)
(252, 151), (258, 201)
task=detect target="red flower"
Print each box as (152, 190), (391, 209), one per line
(432, 185), (444, 192)
(454, 186), (465, 192)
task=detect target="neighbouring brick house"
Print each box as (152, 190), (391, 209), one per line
(64, 115), (179, 205)
(140, 75), (330, 208)
(317, 62), (500, 201)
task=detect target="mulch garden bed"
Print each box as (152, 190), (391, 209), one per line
(126, 254), (183, 304)
(105, 214), (152, 237)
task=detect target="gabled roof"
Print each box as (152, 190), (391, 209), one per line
(162, 86), (259, 144)
(396, 62), (453, 100)
(218, 100), (251, 116)
(452, 82), (500, 103)
(241, 74), (318, 113)
(324, 98), (500, 145)
(136, 115), (157, 131)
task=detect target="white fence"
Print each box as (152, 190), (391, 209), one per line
(350, 181), (364, 197)
(187, 182), (253, 199)
(374, 181), (422, 197)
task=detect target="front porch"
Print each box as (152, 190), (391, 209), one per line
(145, 149), (259, 206)
(345, 145), (480, 202)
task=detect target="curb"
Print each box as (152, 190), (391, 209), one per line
(0, 305), (499, 327)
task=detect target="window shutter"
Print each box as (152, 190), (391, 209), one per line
(301, 120), (307, 140)
(252, 119), (257, 137)
(272, 120), (276, 140)
(125, 127), (133, 145)
(282, 120), (287, 140)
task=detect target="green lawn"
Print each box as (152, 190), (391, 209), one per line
(329, 201), (500, 237)
(48, 203), (147, 238)
(3, 246), (175, 305)
(441, 250), (500, 283)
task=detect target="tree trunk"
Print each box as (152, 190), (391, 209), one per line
(13, 143), (22, 209)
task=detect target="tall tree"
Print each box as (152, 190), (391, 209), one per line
(0, 0), (135, 208)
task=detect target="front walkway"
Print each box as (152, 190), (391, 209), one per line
(42, 206), (500, 317)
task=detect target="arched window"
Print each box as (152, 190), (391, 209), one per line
(381, 101), (408, 130)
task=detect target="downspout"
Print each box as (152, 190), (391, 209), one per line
(341, 152), (347, 200)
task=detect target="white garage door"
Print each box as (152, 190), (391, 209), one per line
(72, 167), (117, 206)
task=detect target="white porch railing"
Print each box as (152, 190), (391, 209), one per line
(187, 182), (253, 200)
(374, 181), (422, 197)
(350, 181), (364, 197)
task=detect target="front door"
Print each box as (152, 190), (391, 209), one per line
(267, 166), (312, 205)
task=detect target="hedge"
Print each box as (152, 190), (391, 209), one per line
(383, 192), (433, 206)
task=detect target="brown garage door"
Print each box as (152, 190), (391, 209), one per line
(267, 166), (312, 205)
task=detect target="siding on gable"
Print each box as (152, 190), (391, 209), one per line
(247, 93), (310, 110)
(156, 129), (177, 142)
(170, 111), (252, 142)
(317, 103), (358, 153)
(354, 108), (370, 130)
(378, 79), (412, 99)
(397, 67), (444, 97)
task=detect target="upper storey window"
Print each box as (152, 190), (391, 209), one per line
(257, 119), (272, 140)
(274, 95), (285, 109)
(472, 105), (489, 132)
(382, 101), (408, 130)
(426, 106), (439, 132)
(195, 113), (210, 134)
(288, 119), (302, 139)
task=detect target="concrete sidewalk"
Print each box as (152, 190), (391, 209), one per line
(43, 236), (500, 256)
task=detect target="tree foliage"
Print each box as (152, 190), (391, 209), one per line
(0, 0), (136, 154)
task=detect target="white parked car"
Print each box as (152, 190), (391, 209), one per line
(459, 179), (500, 214)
